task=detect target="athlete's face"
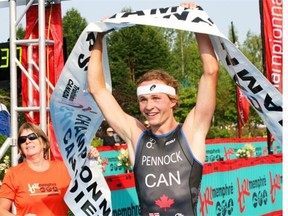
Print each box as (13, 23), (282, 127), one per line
(138, 80), (176, 127)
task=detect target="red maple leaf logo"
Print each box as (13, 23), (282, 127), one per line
(155, 194), (174, 211)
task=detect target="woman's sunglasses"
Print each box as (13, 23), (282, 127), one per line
(18, 133), (39, 145)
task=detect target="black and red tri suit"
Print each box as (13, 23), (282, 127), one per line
(133, 124), (203, 216)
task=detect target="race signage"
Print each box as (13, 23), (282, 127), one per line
(199, 154), (282, 215)
(50, 4), (282, 215)
(87, 4), (282, 145)
(50, 28), (112, 215)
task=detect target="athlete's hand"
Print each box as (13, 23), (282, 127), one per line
(180, 2), (198, 9)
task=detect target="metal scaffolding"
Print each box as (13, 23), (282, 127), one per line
(0, 0), (62, 166)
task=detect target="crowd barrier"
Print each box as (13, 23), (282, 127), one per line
(97, 138), (282, 216)
(199, 153), (282, 216)
(205, 137), (281, 162)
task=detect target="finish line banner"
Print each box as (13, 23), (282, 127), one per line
(50, 4), (283, 215)
(86, 5), (282, 145)
(50, 26), (112, 216)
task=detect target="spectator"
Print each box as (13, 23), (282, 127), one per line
(103, 127), (116, 146)
(103, 127), (124, 146)
(0, 122), (99, 215)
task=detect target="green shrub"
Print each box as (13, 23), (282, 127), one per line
(90, 137), (103, 147)
(207, 127), (235, 139)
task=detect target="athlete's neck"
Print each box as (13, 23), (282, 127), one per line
(150, 120), (178, 135)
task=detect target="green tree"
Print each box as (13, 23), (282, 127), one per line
(107, 25), (171, 119)
(228, 24), (265, 137)
(168, 30), (202, 85)
(62, 8), (88, 56)
(174, 86), (197, 123)
(241, 31), (263, 72)
(241, 32), (264, 136)
(214, 67), (238, 128)
(16, 24), (25, 39)
(166, 30), (204, 126)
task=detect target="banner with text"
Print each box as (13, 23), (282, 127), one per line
(86, 5), (282, 145)
(260, 0), (283, 93)
(199, 154), (282, 216)
(205, 137), (282, 162)
(105, 173), (140, 216)
(50, 29), (112, 215)
(50, 4), (283, 215)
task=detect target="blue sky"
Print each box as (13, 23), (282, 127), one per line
(0, 0), (261, 43)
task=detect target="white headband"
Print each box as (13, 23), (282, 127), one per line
(137, 84), (176, 96)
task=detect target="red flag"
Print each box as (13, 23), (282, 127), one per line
(231, 21), (250, 137)
(260, 0), (283, 93)
(236, 87), (250, 137)
(21, 3), (64, 160)
(260, 0), (283, 149)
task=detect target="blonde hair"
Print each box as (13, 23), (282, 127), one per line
(136, 69), (179, 109)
